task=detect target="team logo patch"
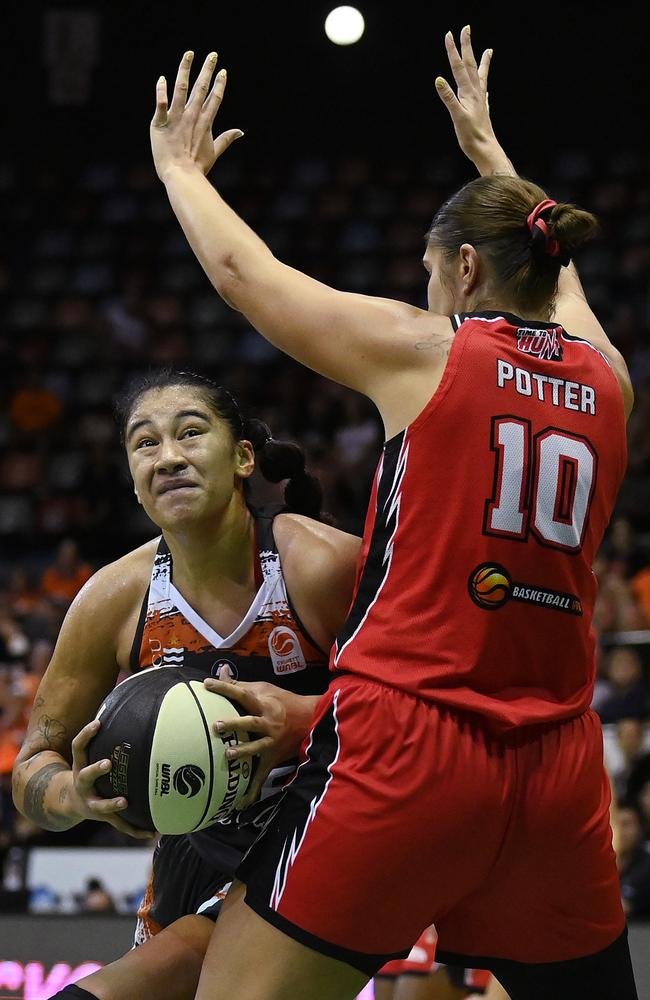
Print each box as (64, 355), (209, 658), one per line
(516, 326), (563, 362)
(172, 764), (206, 798)
(268, 625), (307, 675)
(211, 658), (239, 680)
(468, 562), (582, 615)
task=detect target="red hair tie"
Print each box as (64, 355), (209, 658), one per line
(526, 199), (566, 262)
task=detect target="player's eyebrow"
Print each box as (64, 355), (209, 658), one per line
(127, 409), (212, 442)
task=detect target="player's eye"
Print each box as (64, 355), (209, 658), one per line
(180, 428), (202, 439)
(135, 438), (157, 450)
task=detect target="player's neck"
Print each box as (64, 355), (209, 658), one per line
(163, 499), (257, 597)
(467, 292), (552, 324)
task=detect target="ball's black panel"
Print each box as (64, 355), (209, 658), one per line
(87, 665), (211, 830)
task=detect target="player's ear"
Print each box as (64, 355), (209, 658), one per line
(134, 486), (143, 506)
(235, 440), (255, 480)
(458, 243), (481, 295)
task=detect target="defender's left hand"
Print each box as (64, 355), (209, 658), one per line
(151, 51), (243, 183)
(204, 675), (320, 809)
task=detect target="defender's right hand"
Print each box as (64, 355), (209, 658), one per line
(70, 720), (155, 839)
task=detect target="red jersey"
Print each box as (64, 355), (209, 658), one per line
(332, 311), (627, 729)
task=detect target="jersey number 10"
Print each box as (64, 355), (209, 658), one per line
(484, 417), (597, 553)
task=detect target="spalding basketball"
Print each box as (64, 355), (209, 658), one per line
(87, 666), (252, 834)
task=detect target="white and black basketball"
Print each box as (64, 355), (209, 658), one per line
(87, 666), (252, 835)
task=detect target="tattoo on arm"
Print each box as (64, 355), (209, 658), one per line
(36, 714), (67, 750)
(23, 762), (71, 831)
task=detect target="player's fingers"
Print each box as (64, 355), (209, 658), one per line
(444, 30), (471, 91)
(187, 51), (218, 112)
(76, 758), (112, 789)
(240, 763), (272, 808)
(226, 736), (273, 760)
(214, 715), (263, 736)
(151, 75), (168, 127)
(435, 76), (461, 112)
(460, 24), (478, 73)
(71, 719), (100, 770)
(86, 795), (128, 815)
(212, 128), (245, 161)
(204, 677), (257, 710)
(169, 50), (194, 117)
(108, 815), (156, 840)
(200, 67), (228, 124)
(478, 48), (493, 92)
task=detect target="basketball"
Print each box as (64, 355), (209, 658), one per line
(87, 666), (252, 834)
(469, 564), (511, 608)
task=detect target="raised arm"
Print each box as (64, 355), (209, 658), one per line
(435, 26), (633, 417)
(150, 53), (450, 413)
(12, 560), (152, 838)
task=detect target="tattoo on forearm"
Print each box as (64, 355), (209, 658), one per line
(36, 714), (67, 749)
(23, 762), (71, 830)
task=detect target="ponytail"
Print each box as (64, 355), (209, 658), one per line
(242, 418), (324, 521)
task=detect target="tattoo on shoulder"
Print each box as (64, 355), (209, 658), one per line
(37, 715), (67, 749)
(23, 762), (70, 831)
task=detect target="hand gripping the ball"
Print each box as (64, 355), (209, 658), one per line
(70, 719), (155, 839)
(204, 673), (320, 811)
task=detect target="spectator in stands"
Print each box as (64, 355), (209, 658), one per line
(613, 802), (650, 920)
(604, 718), (650, 802)
(77, 876), (117, 914)
(40, 539), (93, 609)
(597, 647), (650, 724)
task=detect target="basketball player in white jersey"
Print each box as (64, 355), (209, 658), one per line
(12, 369), (361, 1000)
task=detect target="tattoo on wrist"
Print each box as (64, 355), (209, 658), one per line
(23, 762), (71, 830)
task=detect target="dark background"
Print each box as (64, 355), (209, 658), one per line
(6, 1), (647, 162)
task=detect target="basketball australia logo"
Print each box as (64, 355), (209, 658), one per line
(468, 562), (583, 616)
(172, 764), (206, 798)
(268, 625), (307, 675)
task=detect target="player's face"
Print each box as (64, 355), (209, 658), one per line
(423, 245), (457, 315)
(125, 387), (254, 531)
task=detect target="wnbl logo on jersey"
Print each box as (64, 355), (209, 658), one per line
(516, 327), (563, 362)
(268, 625), (306, 675)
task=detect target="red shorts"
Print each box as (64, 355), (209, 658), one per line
(238, 675), (624, 975)
(377, 926), (438, 977)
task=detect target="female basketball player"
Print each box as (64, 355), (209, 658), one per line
(12, 369), (361, 1000)
(138, 24), (637, 1000)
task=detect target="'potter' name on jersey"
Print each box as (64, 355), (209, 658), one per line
(496, 359), (596, 415)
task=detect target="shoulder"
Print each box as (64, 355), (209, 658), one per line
(273, 515), (361, 650)
(66, 537), (159, 624)
(273, 514), (361, 573)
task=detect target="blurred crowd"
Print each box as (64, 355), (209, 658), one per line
(1, 145), (650, 916)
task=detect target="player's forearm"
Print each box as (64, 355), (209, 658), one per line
(12, 752), (82, 831)
(162, 165), (274, 310)
(469, 139), (517, 179)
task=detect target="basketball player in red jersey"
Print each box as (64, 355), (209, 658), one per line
(143, 24), (638, 1000)
(12, 369), (360, 1000)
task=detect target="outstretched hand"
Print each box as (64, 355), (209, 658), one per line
(151, 51), (244, 183)
(435, 26), (507, 175)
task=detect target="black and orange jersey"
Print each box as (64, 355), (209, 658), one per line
(130, 507), (330, 868)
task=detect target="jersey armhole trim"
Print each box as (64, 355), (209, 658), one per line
(271, 517), (329, 659)
(128, 585), (150, 673)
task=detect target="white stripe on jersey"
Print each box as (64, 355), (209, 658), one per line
(334, 433), (410, 666)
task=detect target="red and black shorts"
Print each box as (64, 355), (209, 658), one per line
(237, 673), (624, 976)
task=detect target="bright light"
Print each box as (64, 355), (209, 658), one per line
(324, 6), (365, 46)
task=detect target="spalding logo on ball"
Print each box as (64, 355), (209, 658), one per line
(87, 666), (251, 835)
(468, 563), (512, 610)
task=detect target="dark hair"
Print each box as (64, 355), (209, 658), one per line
(114, 369), (324, 520)
(426, 175), (599, 318)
